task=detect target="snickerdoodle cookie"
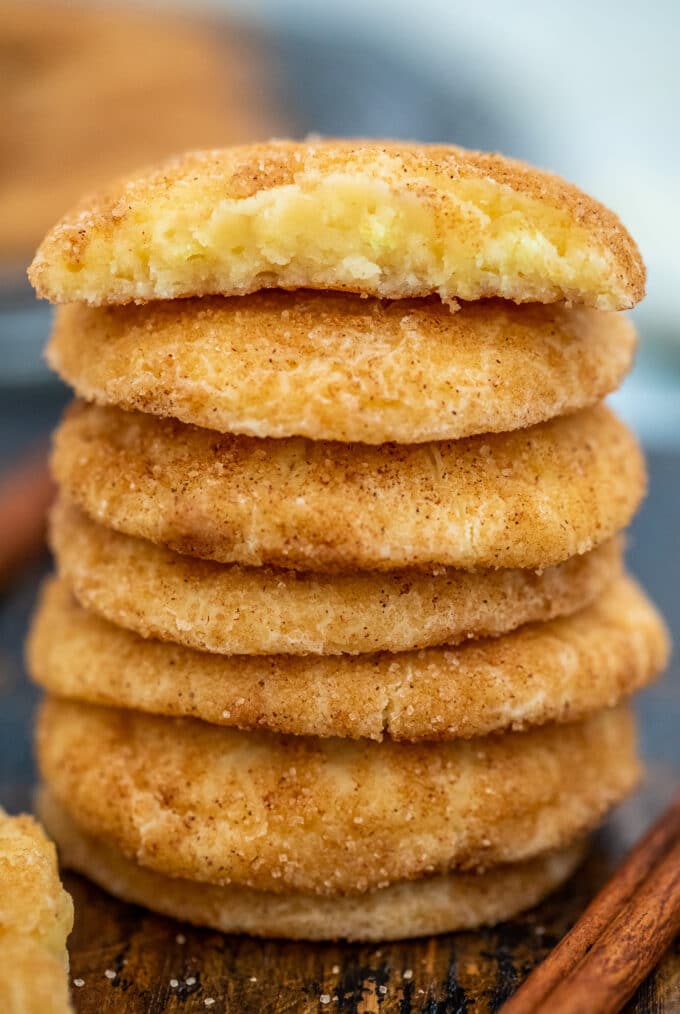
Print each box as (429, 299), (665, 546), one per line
(29, 141), (644, 309)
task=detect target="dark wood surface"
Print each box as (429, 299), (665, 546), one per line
(0, 439), (678, 1012)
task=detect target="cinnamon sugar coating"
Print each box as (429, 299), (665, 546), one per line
(29, 141), (645, 309)
(51, 401), (645, 572)
(29, 575), (667, 741)
(47, 294), (636, 443)
(37, 698), (638, 895)
(40, 788), (584, 942)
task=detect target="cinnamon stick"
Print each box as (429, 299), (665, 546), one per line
(502, 793), (680, 1013)
(544, 836), (680, 1013)
(0, 450), (54, 586)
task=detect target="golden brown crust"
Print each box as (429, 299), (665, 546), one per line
(47, 295), (636, 443)
(28, 140), (645, 309)
(39, 789), (585, 942)
(51, 401), (646, 572)
(37, 698), (639, 894)
(0, 808), (74, 1014)
(49, 500), (624, 656)
(29, 575), (667, 742)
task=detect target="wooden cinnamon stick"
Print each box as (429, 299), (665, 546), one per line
(502, 793), (680, 1014)
(0, 450), (54, 587)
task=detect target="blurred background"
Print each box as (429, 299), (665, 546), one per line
(0, 0), (678, 810)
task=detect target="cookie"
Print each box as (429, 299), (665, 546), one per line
(29, 141), (644, 309)
(37, 698), (639, 895)
(47, 294), (635, 443)
(51, 402), (645, 572)
(0, 807), (74, 1013)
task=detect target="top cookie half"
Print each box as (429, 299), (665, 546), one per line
(28, 140), (644, 309)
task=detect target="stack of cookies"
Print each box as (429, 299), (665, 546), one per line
(27, 141), (668, 941)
